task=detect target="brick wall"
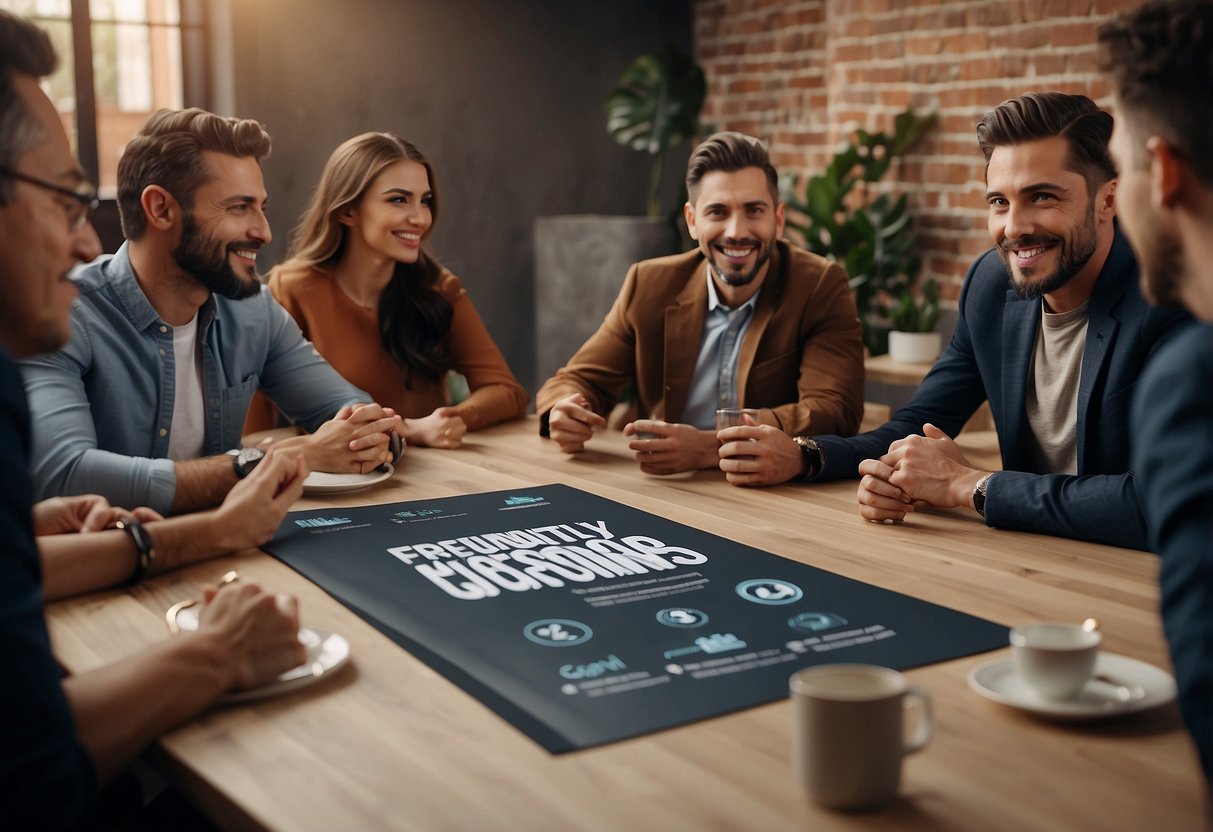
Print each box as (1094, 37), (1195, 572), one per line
(693, 0), (1141, 301)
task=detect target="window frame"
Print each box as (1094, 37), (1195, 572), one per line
(64, 0), (212, 189)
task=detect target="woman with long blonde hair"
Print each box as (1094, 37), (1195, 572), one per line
(250, 133), (527, 446)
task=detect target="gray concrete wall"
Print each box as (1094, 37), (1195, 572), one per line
(230, 0), (693, 396)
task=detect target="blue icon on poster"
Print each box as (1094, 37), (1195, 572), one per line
(788, 611), (848, 633)
(524, 619), (593, 647)
(656, 607), (710, 628)
(735, 578), (803, 605)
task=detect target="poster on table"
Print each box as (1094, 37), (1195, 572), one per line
(264, 484), (1007, 753)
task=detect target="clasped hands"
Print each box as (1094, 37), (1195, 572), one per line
(856, 423), (990, 523)
(276, 402), (404, 474)
(549, 393), (762, 475)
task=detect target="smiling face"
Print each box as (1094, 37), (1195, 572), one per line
(0, 75), (102, 357)
(985, 136), (1110, 302)
(342, 159), (433, 265)
(684, 167), (785, 299)
(171, 150), (270, 300)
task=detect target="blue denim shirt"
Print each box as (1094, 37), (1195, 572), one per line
(19, 243), (369, 513)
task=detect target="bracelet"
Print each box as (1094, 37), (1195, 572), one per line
(116, 517), (156, 586)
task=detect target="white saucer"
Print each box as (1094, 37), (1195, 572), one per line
(968, 653), (1176, 720)
(302, 463), (393, 494)
(168, 603), (351, 705)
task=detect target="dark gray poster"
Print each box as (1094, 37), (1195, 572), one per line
(264, 484), (1007, 752)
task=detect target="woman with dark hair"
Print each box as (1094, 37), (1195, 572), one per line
(250, 133), (527, 446)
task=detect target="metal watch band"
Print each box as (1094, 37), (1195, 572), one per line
(973, 473), (992, 518)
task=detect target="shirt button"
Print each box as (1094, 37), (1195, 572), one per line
(159, 348), (166, 356)
(159, 325), (168, 333)
(159, 428), (167, 437)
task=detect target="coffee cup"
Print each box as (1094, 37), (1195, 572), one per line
(790, 664), (932, 810)
(716, 407), (761, 430)
(1009, 622), (1101, 701)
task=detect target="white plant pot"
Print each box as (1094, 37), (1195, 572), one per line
(888, 330), (941, 364)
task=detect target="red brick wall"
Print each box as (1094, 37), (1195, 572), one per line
(693, 0), (1141, 300)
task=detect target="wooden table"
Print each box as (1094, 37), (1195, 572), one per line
(45, 420), (1205, 831)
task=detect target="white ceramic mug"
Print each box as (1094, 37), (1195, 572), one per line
(715, 407), (762, 430)
(790, 664), (932, 810)
(1010, 622), (1101, 701)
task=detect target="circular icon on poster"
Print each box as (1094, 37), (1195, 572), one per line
(788, 611), (848, 633)
(561, 684), (579, 695)
(524, 618), (593, 647)
(736, 578), (803, 605)
(656, 607), (710, 628)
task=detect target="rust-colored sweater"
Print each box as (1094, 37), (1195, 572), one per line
(244, 264), (527, 433)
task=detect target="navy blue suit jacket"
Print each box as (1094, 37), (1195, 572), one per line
(814, 230), (1192, 550)
(1131, 323), (1213, 784)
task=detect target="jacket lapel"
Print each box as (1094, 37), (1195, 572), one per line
(1074, 232), (1132, 471)
(736, 242), (786, 404)
(663, 265), (709, 423)
(1001, 290), (1039, 471)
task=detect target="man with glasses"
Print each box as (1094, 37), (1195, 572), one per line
(0, 11), (312, 826)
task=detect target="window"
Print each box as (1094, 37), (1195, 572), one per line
(7, 0), (210, 197)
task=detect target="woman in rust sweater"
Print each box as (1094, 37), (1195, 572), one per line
(251, 133), (527, 446)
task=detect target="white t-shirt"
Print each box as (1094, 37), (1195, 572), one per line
(166, 313), (207, 461)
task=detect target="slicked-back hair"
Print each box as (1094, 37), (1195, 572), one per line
(116, 108), (272, 240)
(1099, 0), (1213, 188)
(0, 10), (58, 203)
(976, 93), (1116, 196)
(686, 131), (779, 204)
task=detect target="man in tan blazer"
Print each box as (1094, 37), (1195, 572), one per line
(537, 131), (864, 475)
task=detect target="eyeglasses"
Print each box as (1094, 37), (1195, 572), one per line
(0, 167), (100, 231)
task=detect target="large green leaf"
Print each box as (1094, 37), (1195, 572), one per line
(606, 45), (705, 157)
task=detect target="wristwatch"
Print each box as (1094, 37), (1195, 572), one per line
(233, 446), (266, 479)
(791, 435), (824, 481)
(973, 473), (992, 518)
(116, 517), (156, 586)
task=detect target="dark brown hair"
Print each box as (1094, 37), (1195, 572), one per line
(976, 93), (1116, 194)
(0, 10), (58, 203)
(685, 131), (779, 204)
(116, 108), (272, 239)
(1099, 0), (1213, 187)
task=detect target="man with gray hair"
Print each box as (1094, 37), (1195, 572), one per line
(0, 11), (308, 825)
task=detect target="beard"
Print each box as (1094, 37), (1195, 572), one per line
(998, 207), (1098, 302)
(172, 215), (261, 300)
(707, 237), (773, 288)
(1135, 222), (1187, 310)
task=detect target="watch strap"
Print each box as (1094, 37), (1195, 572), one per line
(116, 517), (156, 586)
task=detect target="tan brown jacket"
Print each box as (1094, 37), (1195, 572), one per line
(537, 241), (863, 436)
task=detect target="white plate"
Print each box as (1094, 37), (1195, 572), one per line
(168, 602), (351, 705)
(968, 652), (1176, 720)
(302, 464), (393, 494)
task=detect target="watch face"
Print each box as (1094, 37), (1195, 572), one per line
(237, 447), (265, 466)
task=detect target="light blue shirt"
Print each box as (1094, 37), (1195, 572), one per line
(680, 265), (760, 430)
(19, 243), (369, 513)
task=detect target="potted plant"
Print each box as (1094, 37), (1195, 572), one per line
(534, 45), (705, 387)
(782, 107), (936, 356)
(887, 278), (943, 363)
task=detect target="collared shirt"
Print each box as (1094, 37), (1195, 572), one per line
(680, 264), (760, 430)
(19, 243), (369, 513)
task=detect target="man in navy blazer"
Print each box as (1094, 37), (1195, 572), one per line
(719, 92), (1191, 551)
(1101, 0), (1213, 800)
